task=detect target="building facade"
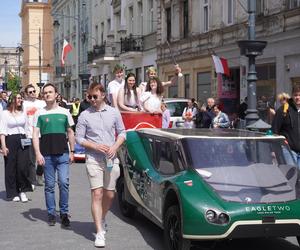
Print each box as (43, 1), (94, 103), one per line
(20, 0), (54, 92)
(157, 0), (300, 120)
(0, 47), (19, 91)
(52, 0), (90, 100)
(88, 0), (158, 88)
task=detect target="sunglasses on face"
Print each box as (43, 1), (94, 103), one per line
(28, 90), (36, 94)
(87, 95), (99, 100)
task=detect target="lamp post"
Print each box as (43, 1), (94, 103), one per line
(4, 58), (8, 91)
(237, 0), (270, 131)
(16, 46), (24, 90)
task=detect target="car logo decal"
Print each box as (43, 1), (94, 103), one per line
(184, 180), (193, 186)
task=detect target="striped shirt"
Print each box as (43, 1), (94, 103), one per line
(75, 104), (126, 161)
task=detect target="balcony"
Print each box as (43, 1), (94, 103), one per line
(87, 43), (106, 63)
(55, 65), (71, 78)
(88, 42), (120, 64)
(120, 35), (143, 59)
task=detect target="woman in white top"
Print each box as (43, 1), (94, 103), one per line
(0, 93), (32, 202)
(140, 77), (164, 113)
(117, 72), (142, 112)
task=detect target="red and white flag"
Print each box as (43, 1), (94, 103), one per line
(212, 55), (230, 77)
(61, 39), (73, 66)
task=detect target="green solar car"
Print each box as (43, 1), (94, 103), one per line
(117, 128), (300, 250)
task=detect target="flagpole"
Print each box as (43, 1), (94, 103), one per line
(38, 27), (42, 92)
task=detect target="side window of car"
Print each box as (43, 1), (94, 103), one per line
(141, 136), (155, 164)
(174, 142), (186, 171)
(154, 139), (177, 175)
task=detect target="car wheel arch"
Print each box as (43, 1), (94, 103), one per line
(163, 184), (183, 223)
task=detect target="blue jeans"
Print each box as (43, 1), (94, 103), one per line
(44, 153), (69, 215)
(291, 150), (300, 169)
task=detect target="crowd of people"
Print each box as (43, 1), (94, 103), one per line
(0, 62), (300, 248)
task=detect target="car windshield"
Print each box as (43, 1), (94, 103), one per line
(166, 101), (187, 116)
(182, 138), (300, 204)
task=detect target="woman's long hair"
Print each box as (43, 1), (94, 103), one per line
(146, 76), (164, 96)
(124, 73), (138, 103)
(7, 93), (23, 113)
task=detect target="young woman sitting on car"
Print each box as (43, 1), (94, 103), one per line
(140, 77), (164, 113)
(117, 72), (142, 112)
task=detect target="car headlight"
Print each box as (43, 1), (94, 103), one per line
(205, 209), (230, 225)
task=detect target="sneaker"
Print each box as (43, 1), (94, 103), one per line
(31, 184), (35, 191)
(94, 231), (105, 247)
(48, 214), (56, 226)
(12, 196), (20, 202)
(36, 175), (44, 186)
(101, 219), (108, 234)
(60, 214), (70, 227)
(19, 192), (28, 203)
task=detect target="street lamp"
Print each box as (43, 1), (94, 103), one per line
(18, 27), (42, 91)
(4, 58), (8, 91)
(237, 0), (270, 131)
(16, 46), (24, 90)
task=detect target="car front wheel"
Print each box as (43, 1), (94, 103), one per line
(164, 205), (191, 250)
(117, 177), (135, 218)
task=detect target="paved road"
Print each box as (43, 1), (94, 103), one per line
(0, 158), (299, 250)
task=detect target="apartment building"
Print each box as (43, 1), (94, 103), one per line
(0, 47), (19, 90)
(88, 0), (157, 87)
(157, 0), (300, 116)
(52, 0), (90, 100)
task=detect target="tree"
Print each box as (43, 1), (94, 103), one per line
(7, 72), (20, 94)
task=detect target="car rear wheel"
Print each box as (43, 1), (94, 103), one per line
(164, 205), (191, 250)
(117, 177), (135, 218)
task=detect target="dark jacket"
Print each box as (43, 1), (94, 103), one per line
(272, 98), (300, 153)
(79, 99), (91, 114)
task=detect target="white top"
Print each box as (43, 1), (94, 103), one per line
(140, 91), (162, 113)
(107, 79), (124, 104)
(0, 110), (27, 135)
(124, 90), (139, 107)
(23, 99), (46, 138)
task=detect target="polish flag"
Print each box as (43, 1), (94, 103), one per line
(212, 55), (230, 77)
(61, 39), (73, 66)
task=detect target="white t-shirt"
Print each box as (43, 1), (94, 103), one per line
(140, 91), (162, 113)
(0, 110), (27, 135)
(107, 79), (124, 105)
(23, 99), (46, 138)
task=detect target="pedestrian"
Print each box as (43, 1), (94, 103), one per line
(201, 97), (215, 128)
(107, 64), (125, 108)
(211, 104), (230, 128)
(76, 82), (126, 247)
(70, 97), (81, 128)
(139, 65), (182, 93)
(23, 84), (46, 187)
(272, 84), (300, 168)
(0, 91), (8, 111)
(57, 94), (67, 108)
(117, 72), (142, 111)
(140, 77), (164, 113)
(182, 98), (197, 128)
(32, 83), (75, 227)
(161, 102), (171, 128)
(79, 92), (91, 114)
(0, 93), (32, 202)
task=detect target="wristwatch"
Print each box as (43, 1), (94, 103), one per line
(70, 150), (75, 153)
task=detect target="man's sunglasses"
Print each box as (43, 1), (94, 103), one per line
(28, 90), (36, 94)
(87, 95), (99, 100)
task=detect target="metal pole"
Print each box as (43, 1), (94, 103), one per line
(39, 28), (42, 92)
(4, 58), (7, 90)
(18, 49), (21, 89)
(245, 0), (259, 126)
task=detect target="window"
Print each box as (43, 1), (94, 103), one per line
(154, 140), (177, 175)
(203, 0), (209, 32)
(148, 0), (154, 33)
(183, 0), (189, 38)
(184, 74), (190, 98)
(107, 19), (111, 33)
(166, 7), (172, 41)
(129, 6), (134, 34)
(138, 2), (143, 35)
(256, 0), (264, 15)
(100, 22), (104, 44)
(288, 0), (300, 8)
(227, 0), (233, 24)
(168, 76), (178, 98)
(135, 67), (142, 84)
(197, 72), (211, 102)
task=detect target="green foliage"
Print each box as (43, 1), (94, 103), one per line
(7, 73), (20, 94)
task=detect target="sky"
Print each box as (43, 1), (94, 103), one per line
(0, 0), (22, 47)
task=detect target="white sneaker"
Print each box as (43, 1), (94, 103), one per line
(94, 231), (105, 247)
(20, 192), (28, 203)
(31, 184), (35, 191)
(12, 196), (20, 202)
(101, 219), (108, 234)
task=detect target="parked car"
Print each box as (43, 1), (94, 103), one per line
(163, 98), (189, 128)
(117, 128), (300, 250)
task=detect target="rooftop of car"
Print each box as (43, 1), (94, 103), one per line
(136, 128), (285, 140)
